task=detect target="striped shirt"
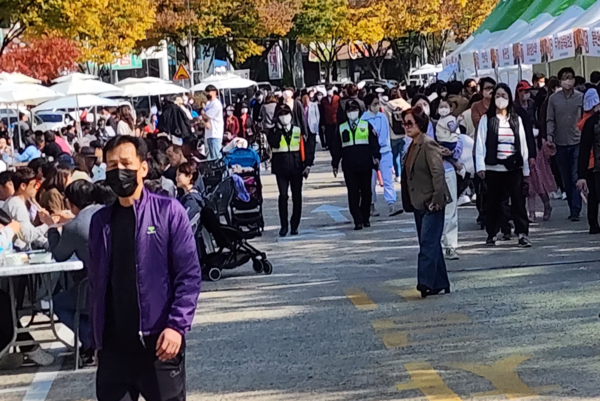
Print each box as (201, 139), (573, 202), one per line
(475, 114), (530, 176)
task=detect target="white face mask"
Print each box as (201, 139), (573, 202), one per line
(369, 103), (380, 113)
(438, 107), (451, 117)
(241, 108), (248, 114)
(441, 91), (448, 98)
(347, 111), (359, 121)
(279, 114), (292, 126)
(327, 90), (334, 96)
(538, 82), (545, 89)
(151, 106), (158, 115)
(422, 104), (430, 116)
(495, 98), (509, 110)
(227, 111), (234, 116)
(523, 93), (531, 101)
(283, 90), (293, 99)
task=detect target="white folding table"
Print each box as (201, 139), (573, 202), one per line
(0, 261), (83, 360)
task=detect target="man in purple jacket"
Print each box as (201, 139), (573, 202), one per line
(89, 135), (201, 401)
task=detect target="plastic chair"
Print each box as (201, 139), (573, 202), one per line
(73, 277), (89, 370)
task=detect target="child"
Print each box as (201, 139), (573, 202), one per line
(435, 99), (459, 151)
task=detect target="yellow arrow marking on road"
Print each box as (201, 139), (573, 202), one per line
(344, 288), (376, 310)
(447, 355), (536, 400)
(400, 362), (463, 400)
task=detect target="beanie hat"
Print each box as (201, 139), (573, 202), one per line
(584, 88), (599, 112)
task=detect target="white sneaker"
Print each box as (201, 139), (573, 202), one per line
(395, 176), (401, 183)
(471, 194), (477, 202)
(457, 195), (471, 206)
(25, 346), (55, 366)
(551, 190), (562, 199)
(561, 191), (567, 200)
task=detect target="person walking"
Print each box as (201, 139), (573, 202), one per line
(361, 94), (403, 216)
(319, 85), (340, 151)
(89, 136), (201, 401)
(547, 67), (584, 221)
(476, 83), (532, 247)
(332, 100), (381, 230)
(202, 85), (224, 160)
(267, 105), (315, 237)
(401, 106), (451, 298)
(577, 88), (600, 234)
(384, 88), (410, 182)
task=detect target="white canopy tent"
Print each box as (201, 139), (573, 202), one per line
(190, 73), (256, 91)
(32, 95), (119, 112)
(0, 72), (41, 84)
(410, 64), (443, 76)
(108, 77), (188, 97)
(52, 73), (98, 83)
(0, 83), (63, 106)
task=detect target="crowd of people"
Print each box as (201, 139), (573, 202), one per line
(0, 65), (598, 397)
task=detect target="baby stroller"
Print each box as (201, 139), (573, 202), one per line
(201, 179), (272, 282)
(225, 148), (264, 239)
(200, 158), (227, 193)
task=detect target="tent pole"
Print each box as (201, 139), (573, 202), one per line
(545, 61), (550, 79)
(76, 95), (83, 138)
(580, 54), (586, 78)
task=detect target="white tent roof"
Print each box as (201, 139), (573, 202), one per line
(191, 73), (256, 91)
(534, 5), (585, 38)
(0, 83), (63, 105)
(0, 72), (41, 84)
(410, 64), (443, 76)
(32, 95), (119, 112)
(566, 0), (600, 29)
(108, 77), (188, 97)
(52, 73), (99, 83)
(51, 79), (123, 96)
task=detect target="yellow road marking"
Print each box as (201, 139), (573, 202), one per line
(384, 286), (422, 302)
(371, 318), (395, 330)
(344, 288), (376, 310)
(401, 362), (463, 400)
(448, 356), (536, 400)
(382, 332), (409, 348)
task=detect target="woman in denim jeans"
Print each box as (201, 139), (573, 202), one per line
(384, 89), (410, 181)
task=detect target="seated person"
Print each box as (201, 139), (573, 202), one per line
(0, 211), (55, 369)
(49, 180), (108, 363)
(0, 171), (14, 207)
(2, 167), (55, 250)
(15, 132), (44, 163)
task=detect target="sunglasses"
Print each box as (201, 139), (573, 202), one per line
(403, 120), (415, 128)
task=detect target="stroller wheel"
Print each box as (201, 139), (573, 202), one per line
(263, 260), (273, 275)
(252, 259), (264, 273)
(208, 268), (222, 282)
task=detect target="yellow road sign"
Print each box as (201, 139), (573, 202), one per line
(173, 64), (191, 81)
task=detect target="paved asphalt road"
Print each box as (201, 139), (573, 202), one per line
(2, 149), (600, 401)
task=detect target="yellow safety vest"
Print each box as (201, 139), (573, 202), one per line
(272, 126), (302, 153)
(339, 120), (369, 148)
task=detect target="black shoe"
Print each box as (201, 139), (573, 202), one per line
(569, 214), (581, 222)
(518, 236), (533, 247)
(279, 227), (288, 237)
(290, 229), (299, 236)
(501, 233), (512, 241)
(486, 236), (496, 246)
(354, 224), (363, 231)
(363, 222), (371, 228)
(590, 226), (600, 234)
(416, 284), (430, 298)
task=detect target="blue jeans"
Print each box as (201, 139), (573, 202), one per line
(206, 138), (222, 160)
(555, 144), (582, 217)
(54, 290), (92, 351)
(414, 209), (450, 291)
(391, 138), (406, 178)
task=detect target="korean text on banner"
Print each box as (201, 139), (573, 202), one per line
(479, 49), (492, 69)
(588, 28), (600, 56)
(499, 45), (514, 67)
(553, 31), (576, 61)
(523, 40), (542, 64)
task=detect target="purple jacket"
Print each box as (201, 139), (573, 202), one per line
(88, 188), (202, 350)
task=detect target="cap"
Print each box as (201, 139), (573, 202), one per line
(516, 80), (532, 92)
(584, 88), (599, 112)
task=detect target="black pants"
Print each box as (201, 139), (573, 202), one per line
(0, 289), (35, 353)
(587, 169), (600, 230)
(484, 170), (529, 238)
(319, 126), (327, 149)
(344, 170), (372, 226)
(276, 173), (303, 231)
(96, 339), (186, 401)
(325, 125), (337, 158)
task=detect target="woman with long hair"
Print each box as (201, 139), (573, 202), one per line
(38, 166), (72, 214)
(116, 105), (135, 136)
(475, 83), (531, 247)
(401, 106), (451, 298)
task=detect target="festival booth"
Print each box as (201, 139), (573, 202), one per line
(446, 0), (600, 90)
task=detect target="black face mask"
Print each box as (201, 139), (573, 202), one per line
(105, 168), (139, 198)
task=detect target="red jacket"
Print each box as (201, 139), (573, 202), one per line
(321, 95), (340, 126)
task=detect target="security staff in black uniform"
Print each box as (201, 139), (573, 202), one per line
(331, 100), (381, 230)
(268, 105), (316, 237)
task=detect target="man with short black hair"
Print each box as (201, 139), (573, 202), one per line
(0, 171), (14, 206)
(547, 67), (584, 221)
(89, 135), (201, 401)
(202, 85), (224, 160)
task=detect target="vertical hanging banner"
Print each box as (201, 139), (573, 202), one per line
(523, 40), (542, 64)
(268, 44), (283, 80)
(473, 52), (481, 70)
(499, 45), (514, 67)
(589, 27), (600, 56)
(479, 49), (492, 69)
(553, 30), (576, 61)
(575, 28), (589, 55)
(512, 43), (524, 65)
(540, 37), (554, 62)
